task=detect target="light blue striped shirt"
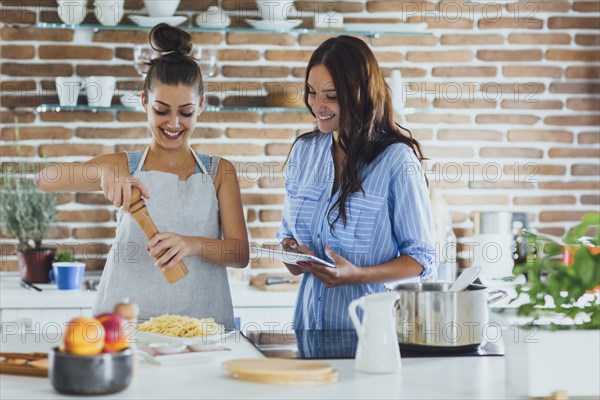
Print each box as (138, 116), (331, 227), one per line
(277, 131), (436, 329)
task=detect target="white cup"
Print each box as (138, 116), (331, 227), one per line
(143, 0), (180, 17)
(195, 5), (230, 28)
(194, 47), (217, 78)
(94, 0), (124, 26)
(57, 0), (88, 25)
(84, 76), (116, 107)
(55, 77), (83, 107)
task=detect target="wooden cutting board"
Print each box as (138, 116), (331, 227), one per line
(222, 358), (338, 386)
(0, 352), (48, 377)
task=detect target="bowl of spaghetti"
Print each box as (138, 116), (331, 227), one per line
(135, 315), (231, 344)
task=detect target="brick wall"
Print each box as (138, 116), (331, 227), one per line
(1, 0), (599, 271)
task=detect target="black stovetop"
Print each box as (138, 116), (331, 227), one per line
(245, 329), (504, 359)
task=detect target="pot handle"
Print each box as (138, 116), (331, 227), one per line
(348, 298), (365, 342)
(487, 289), (508, 305)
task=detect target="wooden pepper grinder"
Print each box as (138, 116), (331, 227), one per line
(128, 187), (189, 283)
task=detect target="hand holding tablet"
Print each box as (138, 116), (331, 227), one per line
(251, 246), (336, 268)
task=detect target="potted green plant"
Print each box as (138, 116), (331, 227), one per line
(0, 177), (58, 283)
(504, 212), (600, 397)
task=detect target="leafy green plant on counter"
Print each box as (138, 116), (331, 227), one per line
(0, 177), (58, 251)
(0, 115), (58, 251)
(514, 212), (600, 330)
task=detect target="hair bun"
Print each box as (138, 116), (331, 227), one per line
(149, 23), (193, 57)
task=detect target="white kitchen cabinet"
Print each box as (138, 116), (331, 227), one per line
(0, 275), (297, 335)
(0, 308), (85, 334)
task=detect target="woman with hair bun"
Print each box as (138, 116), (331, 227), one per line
(36, 24), (248, 329)
(277, 36), (436, 329)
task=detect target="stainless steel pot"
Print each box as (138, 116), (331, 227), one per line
(49, 348), (133, 395)
(392, 282), (506, 348)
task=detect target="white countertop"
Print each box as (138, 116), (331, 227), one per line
(0, 274), (297, 309)
(0, 331), (518, 399)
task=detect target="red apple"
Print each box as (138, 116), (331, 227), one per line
(96, 313), (128, 353)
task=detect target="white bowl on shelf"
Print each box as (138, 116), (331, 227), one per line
(256, 0), (297, 21)
(343, 22), (428, 32)
(246, 18), (302, 31)
(143, 0), (180, 17)
(131, 15), (187, 27)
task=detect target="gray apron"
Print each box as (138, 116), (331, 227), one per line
(93, 147), (235, 330)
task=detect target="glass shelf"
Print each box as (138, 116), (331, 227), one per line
(35, 22), (431, 36)
(37, 104), (431, 114)
(36, 104), (307, 113)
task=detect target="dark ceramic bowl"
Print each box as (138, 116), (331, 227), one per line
(49, 348), (133, 395)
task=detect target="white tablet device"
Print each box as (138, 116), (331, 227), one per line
(252, 246), (336, 268)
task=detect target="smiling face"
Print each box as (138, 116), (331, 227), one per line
(141, 83), (203, 149)
(307, 64), (340, 134)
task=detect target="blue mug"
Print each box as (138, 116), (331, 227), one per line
(50, 262), (86, 290)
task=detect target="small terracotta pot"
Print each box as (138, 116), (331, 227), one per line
(18, 248), (56, 283)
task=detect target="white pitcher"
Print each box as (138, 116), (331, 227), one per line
(348, 292), (401, 374)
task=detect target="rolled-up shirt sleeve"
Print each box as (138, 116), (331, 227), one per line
(276, 194), (294, 243)
(276, 145), (299, 243)
(390, 149), (437, 280)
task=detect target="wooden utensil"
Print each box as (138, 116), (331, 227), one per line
(249, 273), (300, 292)
(129, 187), (189, 284)
(449, 266), (482, 292)
(222, 358), (338, 386)
(0, 352), (48, 377)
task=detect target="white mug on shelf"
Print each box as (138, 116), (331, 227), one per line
(56, 0), (88, 25)
(195, 5), (230, 28)
(55, 76), (83, 107)
(84, 76), (116, 107)
(93, 0), (124, 26)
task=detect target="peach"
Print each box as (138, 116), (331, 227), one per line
(96, 313), (129, 353)
(64, 317), (105, 356)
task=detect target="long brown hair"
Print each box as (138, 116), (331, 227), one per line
(143, 23), (204, 101)
(288, 35), (426, 229)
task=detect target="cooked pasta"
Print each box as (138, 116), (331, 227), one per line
(138, 314), (224, 338)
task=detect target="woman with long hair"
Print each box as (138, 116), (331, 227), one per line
(277, 36), (436, 329)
